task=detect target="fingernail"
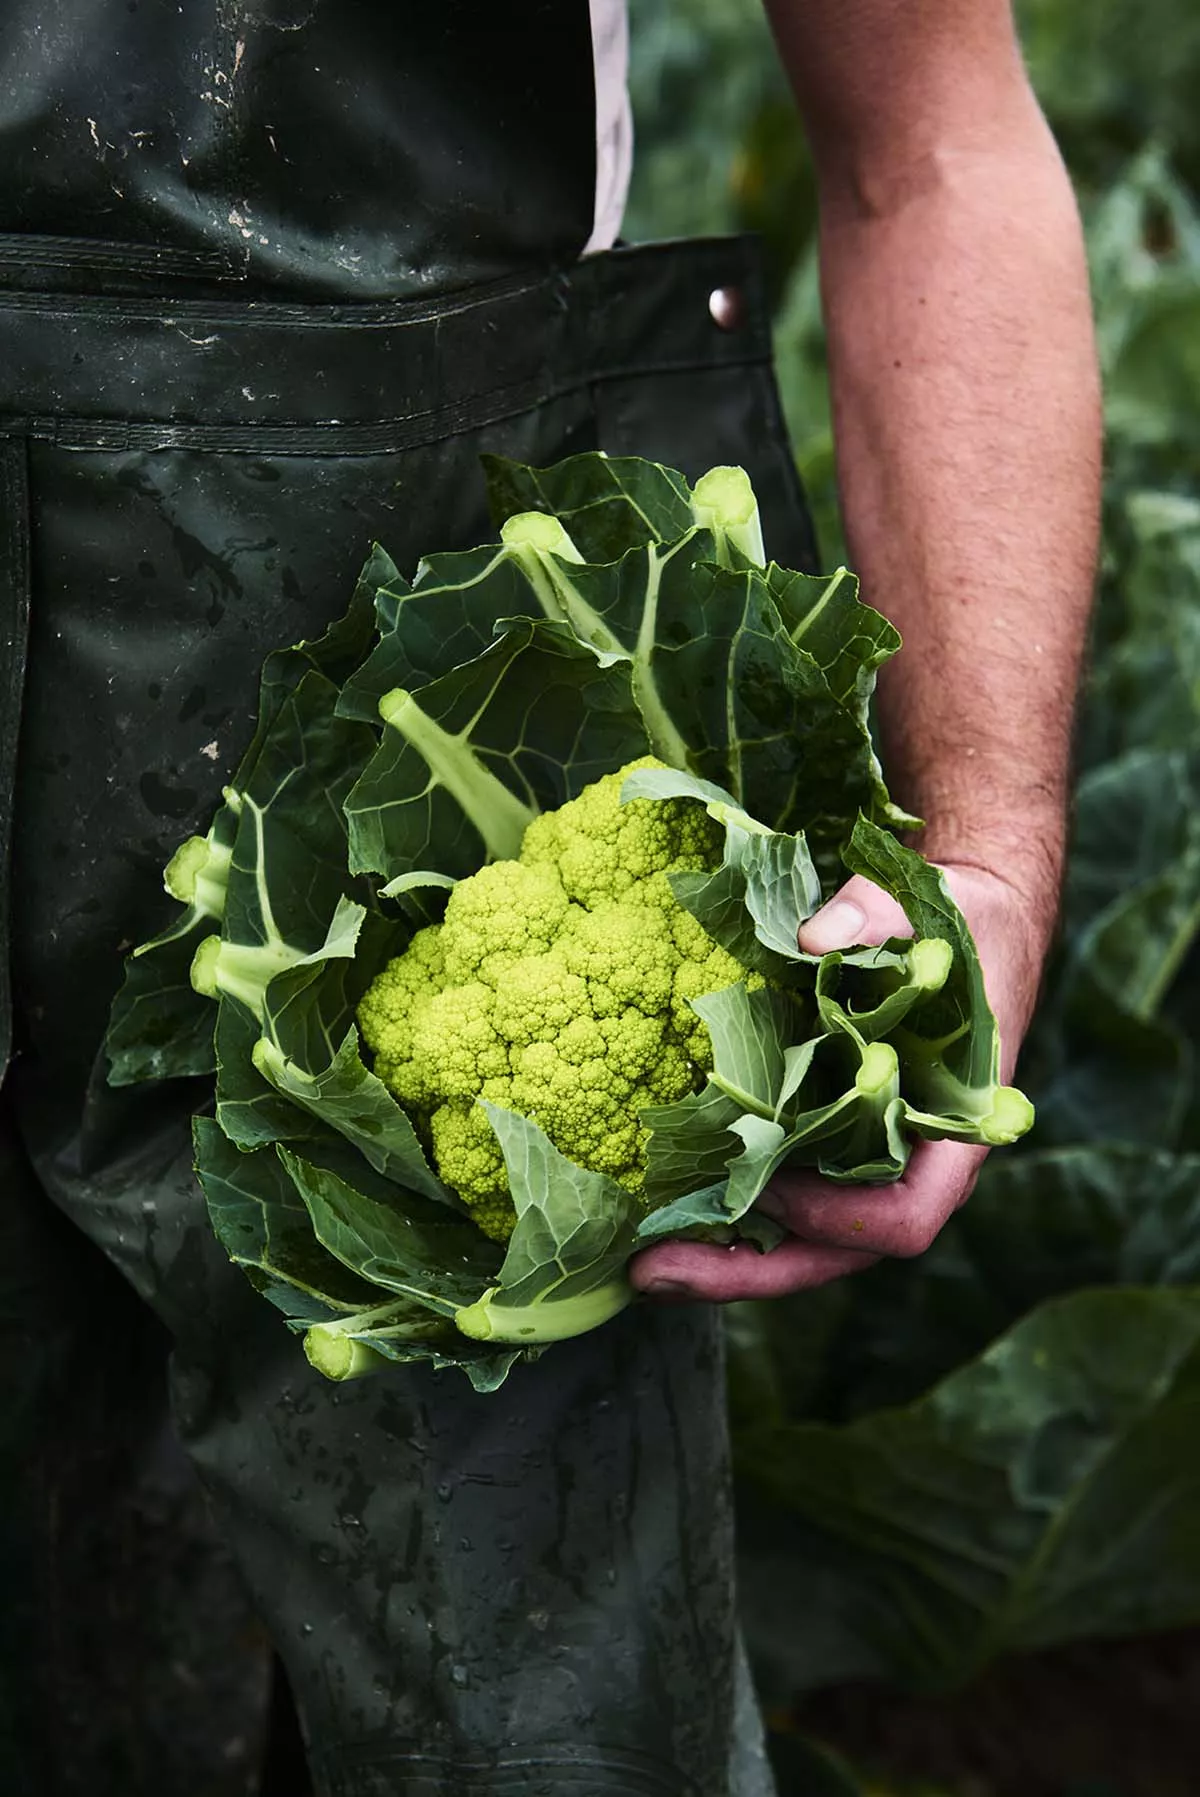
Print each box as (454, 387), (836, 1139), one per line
(641, 1280), (692, 1300)
(800, 898), (866, 953)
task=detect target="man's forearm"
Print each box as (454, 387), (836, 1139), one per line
(821, 128), (1100, 930)
(769, 5), (1102, 949)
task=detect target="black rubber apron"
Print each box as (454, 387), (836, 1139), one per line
(0, 9), (815, 1794)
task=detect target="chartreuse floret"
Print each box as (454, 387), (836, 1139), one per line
(429, 1083), (514, 1240)
(439, 861), (570, 985)
(355, 757), (758, 1241)
(521, 756), (723, 909)
(560, 902), (677, 1016)
(356, 925), (446, 1106)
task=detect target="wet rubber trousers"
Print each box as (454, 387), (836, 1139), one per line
(0, 236), (816, 1795)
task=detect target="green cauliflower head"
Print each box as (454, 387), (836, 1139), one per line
(356, 758), (760, 1240)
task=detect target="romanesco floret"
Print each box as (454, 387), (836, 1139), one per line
(429, 1095), (513, 1241)
(413, 981), (509, 1099)
(520, 756), (723, 908)
(356, 758), (757, 1239)
(356, 924), (447, 1106)
(559, 902), (677, 1016)
(491, 956), (590, 1047)
(440, 861), (569, 985)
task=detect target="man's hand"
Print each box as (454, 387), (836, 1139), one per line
(630, 860), (1047, 1303)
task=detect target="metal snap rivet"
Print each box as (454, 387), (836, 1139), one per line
(708, 285), (745, 331)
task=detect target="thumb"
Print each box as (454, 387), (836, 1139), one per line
(797, 873), (914, 955)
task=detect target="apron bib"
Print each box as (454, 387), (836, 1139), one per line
(0, 0), (597, 301)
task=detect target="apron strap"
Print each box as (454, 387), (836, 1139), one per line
(0, 432), (30, 1086)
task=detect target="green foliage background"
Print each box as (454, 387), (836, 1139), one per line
(625, 0), (1200, 1744)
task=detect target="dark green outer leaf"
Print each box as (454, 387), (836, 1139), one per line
(344, 619), (648, 881)
(249, 905), (454, 1204)
(105, 584), (379, 1087)
(375, 531), (718, 774)
(210, 577), (379, 914)
(766, 563), (901, 708)
(106, 797), (243, 1084)
(641, 1082), (744, 1206)
(193, 1116), (385, 1320)
(223, 671), (376, 959)
(261, 907), (398, 1078)
(350, 473), (904, 873)
(338, 545), (534, 722)
(485, 1105), (642, 1309)
(256, 561), (380, 718)
(106, 925), (219, 1085)
(343, 526), (726, 749)
(482, 450), (695, 557)
(210, 892), (370, 1150)
(197, 1120), (520, 1388)
(626, 556), (899, 852)
(258, 1027), (451, 1204)
(280, 1146), (501, 1313)
(214, 997), (330, 1151)
(358, 542), (408, 633)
